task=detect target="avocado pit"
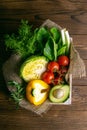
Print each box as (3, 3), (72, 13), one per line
(53, 89), (64, 99)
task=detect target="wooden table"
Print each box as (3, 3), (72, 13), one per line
(0, 0), (87, 130)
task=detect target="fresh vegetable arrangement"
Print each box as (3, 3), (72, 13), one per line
(5, 20), (71, 106)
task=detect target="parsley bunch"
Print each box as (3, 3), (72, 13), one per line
(5, 20), (36, 58)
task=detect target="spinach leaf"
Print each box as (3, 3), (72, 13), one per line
(36, 27), (49, 51)
(44, 38), (54, 60)
(50, 27), (60, 43)
(57, 44), (66, 56)
(44, 37), (58, 61)
(51, 37), (58, 61)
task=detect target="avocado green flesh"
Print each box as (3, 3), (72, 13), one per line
(20, 56), (48, 82)
(49, 85), (70, 103)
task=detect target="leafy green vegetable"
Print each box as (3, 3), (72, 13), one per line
(18, 20), (32, 39)
(44, 27), (61, 61)
(61, 28), (66, 45)
(57, 45), (66, 56)
(44, 38), (54, 60)
(64, 30), (70, 55)
(5, 20), (35, 58)
(50, 27), (60, 43)
(4, 19), (70, 60)
(57, 28), (70, 58)
(8, 81), (24, 106)
(36, 27), (49, 53)
(37, 27), (49, 44)
(51, 37), (58, 61)
(26, 31), (37, 54)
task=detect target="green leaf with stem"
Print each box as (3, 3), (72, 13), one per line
(8, 81), (25, 106)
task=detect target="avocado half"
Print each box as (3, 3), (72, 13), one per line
(49, 84), (70, 103)
(20, 56), (48, 82)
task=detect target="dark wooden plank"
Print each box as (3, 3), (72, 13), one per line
(72, 35), (87, 60)
(0, 108), (87, 130)
(72, 35), (87, 47)
(0, 0), (87, 10)
(0, 0), (87, 34)
(0, 10), (87, 34)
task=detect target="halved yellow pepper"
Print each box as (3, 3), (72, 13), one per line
(26, 79), (50, 106)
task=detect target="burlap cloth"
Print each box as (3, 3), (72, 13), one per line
(3, 19), (86, 115)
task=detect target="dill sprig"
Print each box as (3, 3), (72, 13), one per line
(8, 81), (25, 106)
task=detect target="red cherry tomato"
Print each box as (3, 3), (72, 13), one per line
(47, 61), (59, 72)
(42, 71), (54, 84)
(58, 55), (69, 66)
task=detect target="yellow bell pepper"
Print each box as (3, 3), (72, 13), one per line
(26, 79), (50, 106)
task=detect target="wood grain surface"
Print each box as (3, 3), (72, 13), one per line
(0, 0), (87, 130)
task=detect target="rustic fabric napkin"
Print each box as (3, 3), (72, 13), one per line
(3, 19), (86, 115)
